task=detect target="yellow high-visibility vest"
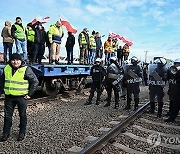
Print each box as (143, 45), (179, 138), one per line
(14, 24), (26, 40)
(104, 40), (113, 53)
(4, 65), (29, 96)
(89, 35), (96, 49)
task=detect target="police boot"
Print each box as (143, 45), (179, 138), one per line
(96, 93), (101, 105)
(149, 102), (155, 113)
(125, 97), (131, 110)
(157, 102), (163, 118)
(84, 92), (94, 105)
(134, 98), (139, 111)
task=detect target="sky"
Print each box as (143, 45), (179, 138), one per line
(0, 0), (180, 62)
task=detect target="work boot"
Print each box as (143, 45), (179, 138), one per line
(17, 133), (25, 141)
(0, 134), (9, 142)
(134, 98), (139, 111)
(149, 102), (155, 113)
(55, 60), (60, 65)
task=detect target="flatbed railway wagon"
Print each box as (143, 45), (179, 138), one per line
(0, 63), (91, 96)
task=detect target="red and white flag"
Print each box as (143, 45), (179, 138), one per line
(60, 18), (77, 34)
(32, 16), (50, 25)
(109, 32), (133, 46)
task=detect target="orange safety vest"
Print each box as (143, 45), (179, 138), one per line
(104, 40), (113, 53)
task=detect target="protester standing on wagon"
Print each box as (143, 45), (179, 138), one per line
(11, 17), (27, 61)
(48, 21), (64, 64)
(65, 32), (75, 64)
(1, 21), (14, 63)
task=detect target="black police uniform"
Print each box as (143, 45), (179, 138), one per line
(125, 64), (142, 110)
(104, 61), (124, 109)
(148, 64), (167, 117)
(85, 64), (105, 105)
(166, 69), (177, 115)
(165, 70), (180, 122)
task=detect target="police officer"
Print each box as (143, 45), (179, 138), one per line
(0, 53), (39, 141)
(85, 58), (105, 105)
(165, 59), (180, 122)
(104, 57), (124, 109)
(148, 58), (167, 117)
(124, 56), (143, 110)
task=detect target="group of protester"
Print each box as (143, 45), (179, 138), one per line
(78, 28), (130, 65)
(1, 17), (130, 65)
(1, 17), (75, 65)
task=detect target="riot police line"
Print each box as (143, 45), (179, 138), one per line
(85, 56), (180, 123)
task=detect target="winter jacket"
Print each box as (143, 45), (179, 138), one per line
(1, 21), (14, 43)
(32, 24), (46, 44)
(65, 34), (75, 47)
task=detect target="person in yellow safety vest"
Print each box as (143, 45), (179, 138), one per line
(78, 28), (89, 64)
(88, 30), (96, 64)
(104, 36), (113, 65)
(26, 23), (35, 64)
(122, 43), (130, 61)
(112, 38), (119, 57)
(0, 53), (39, 142)
(11, 17), (27, 61)
(48, 21), (64, 64)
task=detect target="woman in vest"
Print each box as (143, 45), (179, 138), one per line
(0, 53), (39, 141)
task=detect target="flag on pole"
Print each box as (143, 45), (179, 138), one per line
(109, 32), (133, 46)
(60, 18), (77, 34)
(32, 16), (50, 24)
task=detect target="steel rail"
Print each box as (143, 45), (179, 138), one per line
(79, 101), (150, 154)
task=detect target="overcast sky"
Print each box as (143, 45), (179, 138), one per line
(0, 0), (179, 62)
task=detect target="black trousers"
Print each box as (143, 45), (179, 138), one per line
(3, 96), (27, 135)
(66, 46), (73, 64)
(106, 81), (119, 105)
(170, 101), (180, 120)
(27, 41), (34, 63)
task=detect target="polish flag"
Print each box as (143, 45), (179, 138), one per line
(109, 32), (133, 46)
(60, 18), (77, 34)
(32, 16), (50, 24)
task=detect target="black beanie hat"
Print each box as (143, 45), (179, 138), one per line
(10, 53), (22, 61)
(16, 17), (22, 21)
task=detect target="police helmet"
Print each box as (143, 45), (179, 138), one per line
(110, 56), (117, 63)
(131, 56), (139, 64)
(154, 58), (167, 66)
(95, 58), (101, 63)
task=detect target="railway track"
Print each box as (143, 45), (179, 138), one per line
(68, 100), (180, 154)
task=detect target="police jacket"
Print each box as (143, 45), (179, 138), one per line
(125, 64), (142, 85)
(90, 65), (105, 82)
(106, 62), (123, 82)
(0, 64), (39, 97)
(149, 65), (167, 87)
(171, 70), (180, 101)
